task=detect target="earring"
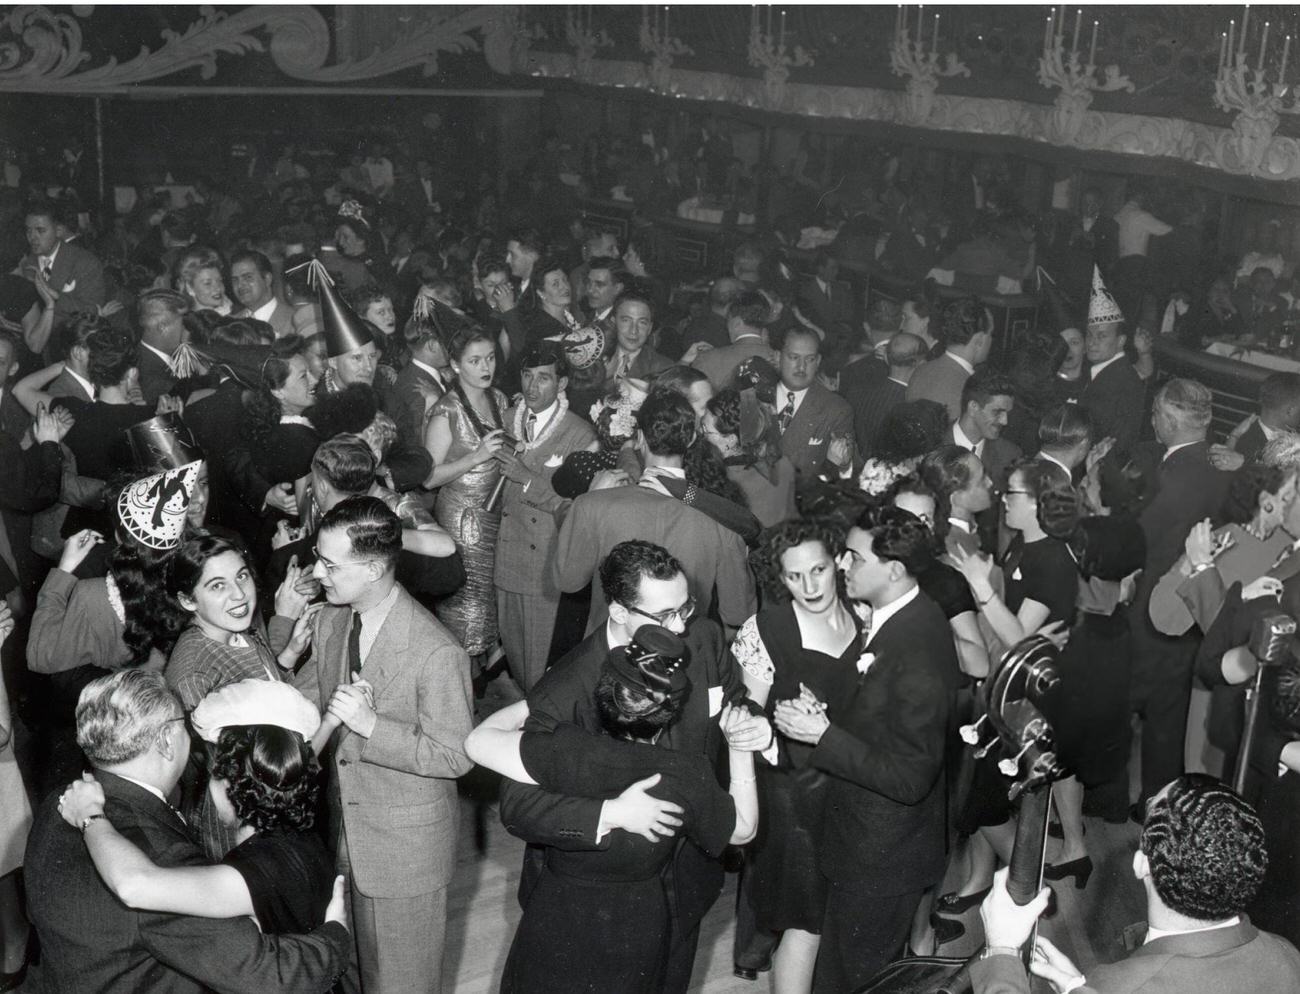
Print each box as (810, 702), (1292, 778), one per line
(1264, 502), (1276, 514)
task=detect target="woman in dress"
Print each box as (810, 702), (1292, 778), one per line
(731, 521), (861, 994)
(523, 257), (582, 344)
(466, 632), (758, 994)
(702, 388), (798, 528)
(55, 680), (341, 936)
(326, 202), (391, 293)
(424, 325), (512, 666)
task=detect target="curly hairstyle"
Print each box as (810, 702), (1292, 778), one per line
(851, 504), (934, 577)
(86, 328), (139, 388)
(1004, 457), (1079, 536)
(1139, 774), (1268, 921)
(752, 517), (845, 602)
(636, 390), (695, 458)
(243, 335), (310, 451)
(599, 540), (684, 610)
(209, 724), (320, 833)
(1220, 462), (1289, 526)
(875, 400), (950, 463)
(165, 535), (249, 607)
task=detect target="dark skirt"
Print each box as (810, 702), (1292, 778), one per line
(749, 766), (828, 934)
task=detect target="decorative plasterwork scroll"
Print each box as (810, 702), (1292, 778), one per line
(0, 4), (493, 91)
(515, 46), (1300, 184)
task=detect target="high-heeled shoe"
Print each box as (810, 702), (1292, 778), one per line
(1043, 855), (1094, 889)
(934, 884), (992, 916)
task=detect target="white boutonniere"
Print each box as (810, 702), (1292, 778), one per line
(855, 651), (877, 676)
(544, 454), (564, 468)
(62, 279), (76, 292)
(1012, 567), (1023, 580)
(808, 436), (824, 446)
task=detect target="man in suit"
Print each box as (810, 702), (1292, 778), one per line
(798, 251), (854, 357)
(1080, 308), (1145, 452)
(500, 540), (772, 994)
(554, 390), (756, 635)
(231, 250), (294, 339)
(388, 317), (449, 454)
(297, 496), (475, 994)
(46, 315), (97, 403)
(906, 296), (993, 421)
(495, 343), (597, 691)
(878, 203), (940, 283)
(135, 289), (188, 406)
(680, 277), (742, 355)
(1231, 266), (1288, 344)
(777, 505), (957, 992)
(973, 775), (1300, 994)
(691, 289), (775, 391)
(17, 203), (105, 320)
(772, 326), (856, 486)
(605, 288), (674, 382)
(25, 669), (352, 994)
(570, 229), (621, 315)
(1230, 372), (1300, 463)
(841, 331), (925, 458)
(1034, 402), (1093, 489)
(1130, 380), (1233, 818)
(582, 255), (626, 336)
(952, 369), (1022, 491)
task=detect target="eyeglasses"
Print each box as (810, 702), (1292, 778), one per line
(313, 549), (378, 575)
(625, 597), (696, 627)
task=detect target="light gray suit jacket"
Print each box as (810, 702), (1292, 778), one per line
(236, 298), (295, 339)
(905, 352), (972, 422)
(495, 407), (596, 597)
(294, 584), (474, 898)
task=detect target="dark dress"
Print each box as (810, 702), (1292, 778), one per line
(52, 398), (151, 533)
(222, 830), (335, 934)
(500, 723), (735, 994)
(960, 536), (1077, 833)
(732, 603), (861, 934)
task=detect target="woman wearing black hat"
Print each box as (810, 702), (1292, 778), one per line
(466, 628), (758, 994)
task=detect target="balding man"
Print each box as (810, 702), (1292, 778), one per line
(840, 331), (926, 457)
(135, 289), (189, 405)
(680, 276), (742, 353)
(691, 289), (775, 391)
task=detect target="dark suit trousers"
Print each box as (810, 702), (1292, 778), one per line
(814, 880), (924, 994)
(1129, 600), (1196, 804)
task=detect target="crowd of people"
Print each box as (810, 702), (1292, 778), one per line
(0, 127), (1299, 994)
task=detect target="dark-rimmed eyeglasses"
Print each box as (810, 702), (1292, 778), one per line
(625, 597), (696, 627)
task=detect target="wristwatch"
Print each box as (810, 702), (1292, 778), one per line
(80, 813), (107, 833)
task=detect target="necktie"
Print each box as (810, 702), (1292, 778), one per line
(617, 353), (630, 378)
(526, 412), (537, 443)
(778, 390), (796, 433)
(40, 258), (52, 280)
(347, 611), (363, 678)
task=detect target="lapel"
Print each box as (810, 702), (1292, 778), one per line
(359, 587), (411, 703)
(319, 605), (351, 708)
(1129, 919), (1257, 961)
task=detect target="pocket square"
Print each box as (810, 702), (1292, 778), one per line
(808, 436), (824, 446)
(544, 454), (564, 468)
(62, 279), (76, 292)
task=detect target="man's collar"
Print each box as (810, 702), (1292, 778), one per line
(867, 583), (920, 643)
(604, 618), (629, 650)
(1162, 439), (1202, 462)
(887, 375), (908, 387)
(944, 350), (975, 375)
(411, 357), (444, 388)
(65, 366), (95, 399)
(952, 420), (985, 455)
(356, 582), (400, 625)
(948, 516), (975, 534)
(525, 397), (559, 426)
(595, 305), (612, 321)
(39, 241), (61, 265)
(1145, 916), (1240, 946)
(1038, 450), (1072, 476)
(141, 340), (175, 363)
(251, 297), (278, 322)
(116, 772), (168, 804)
(1089, 352), (1125, 379)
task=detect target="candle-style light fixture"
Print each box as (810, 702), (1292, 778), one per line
(747, 5), (814, 108)
(564, 4), (611, 79)
(889, 4), (969, 125)
(1213, 5), (1300, 174)
(1037, 7), (1133, 145)
(639, 4), (692, 92)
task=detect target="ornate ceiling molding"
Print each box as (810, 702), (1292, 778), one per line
(0, 4), (493, 91)
(509, 44), (1300, 184)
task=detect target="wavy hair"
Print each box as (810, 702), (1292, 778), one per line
(752, 517), (845, 602)
(243, 335), (309, 451)
(210, 724), (320, 833)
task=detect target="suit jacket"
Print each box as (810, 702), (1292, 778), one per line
(906, 353), (972, 422)
(495, 408), (596, 597)
(679, 310), (730, 352)
(136, 346), (176, 408)
(554, 481), (757, 632)
(25, 771), (351, 994)
(778, 380), (857, 484)
(971, 918), (1300, 994)
(0, 433), (61, 592)
(798, 276), (854, 353)
(810, 589), (956, 894)
(235, 298), (295, 339)
(46, 368), (94, 404)
(0, 388), (27, 440)
(498, 619), (745, 923)
(978, 434), (1023, 491)
(293, 585), (474, 898)
(840, 366), (902, 457)
(18, 240), (105, 318)
(606, 347), (674, 381)
(1136, 440), (1233, 583)
(1232, 419), (1270, 463)
(1080, 358), (1145, 452)
(691, 336), (775, 391)
(388, 361), (446, 459)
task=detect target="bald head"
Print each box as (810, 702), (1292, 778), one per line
(886, 331), (926, 382)
(710, 277), (743, 314)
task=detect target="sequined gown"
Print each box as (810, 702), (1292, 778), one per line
(430, 386), (509, 656)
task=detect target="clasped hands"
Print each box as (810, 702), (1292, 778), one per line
(773, 683), (830, 745)
(719, 704), (772, 752)
(327, 675), (376, 738)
